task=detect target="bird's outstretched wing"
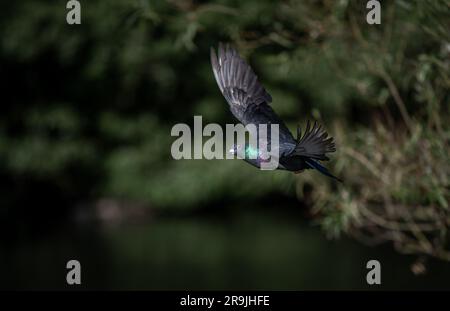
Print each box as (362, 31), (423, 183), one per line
(210, 43), (272, 121)
(210, 43), (297, 151)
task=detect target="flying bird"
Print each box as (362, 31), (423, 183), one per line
(210, 43), (341, 182)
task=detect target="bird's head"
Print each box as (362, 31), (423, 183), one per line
(228, 144), (263, 168)
(228, 144), (259, 158)
(228, 144), (243, 158)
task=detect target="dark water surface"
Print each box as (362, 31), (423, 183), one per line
(1, 205), (449, 290)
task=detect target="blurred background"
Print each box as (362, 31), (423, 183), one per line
(0, 0), (449, 290)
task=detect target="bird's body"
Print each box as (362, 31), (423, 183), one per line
(210, 43), (341, 181)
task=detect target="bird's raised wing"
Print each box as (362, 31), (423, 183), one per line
(210, 43), (272, 121)
(210, 43), (297, 153)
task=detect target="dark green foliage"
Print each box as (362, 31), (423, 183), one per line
(0, 0), (448, 260)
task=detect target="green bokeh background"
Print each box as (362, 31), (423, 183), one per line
(0, 0), (449, 289)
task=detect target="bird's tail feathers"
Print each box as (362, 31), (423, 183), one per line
(304, 158), (343, 183)
(292, 120), (336, 161)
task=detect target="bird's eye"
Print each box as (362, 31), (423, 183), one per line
(228, 145), (238, 154)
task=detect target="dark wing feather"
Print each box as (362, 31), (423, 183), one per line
(241, 102), (297, 153)
(210, 43), (272, 121)
(210, 43), (297, 155)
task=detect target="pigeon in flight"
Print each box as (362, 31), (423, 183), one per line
(210, 43), (341, 182)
